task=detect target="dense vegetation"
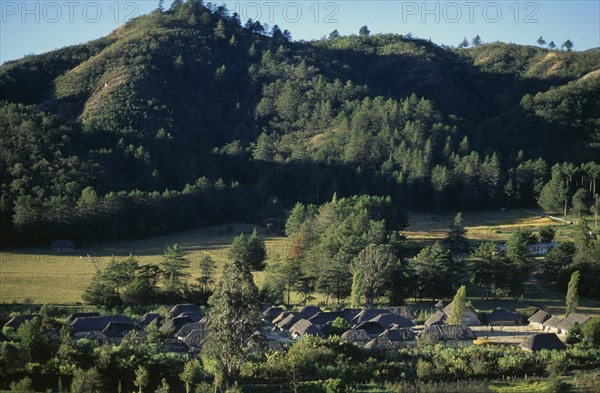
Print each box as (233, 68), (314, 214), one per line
(1, 0), (600, 245)
(2, 308), (600, 392)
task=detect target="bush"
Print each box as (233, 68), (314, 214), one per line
(582, 316), (600, 345)
(9, 377), (33, 392)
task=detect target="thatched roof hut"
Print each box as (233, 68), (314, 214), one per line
(308, 311), (344, 326)
(262, 307), (284, 322)
(353, 321), (386, 337)
(71, 315), (132, 334)
(351, 309), (387, 324)
(139, 313), (163, 326)
(379, 328), (415, 343)
(364, 337), (399, 352)
(520, 333), (566, 351)
(159, 339), (189, 353)
(543, 316), (564, 333)
(168, 304), (201, 318)
(276, 313), (299, 331)
(3, 315), (41, 330)
(102, 322), (135, 338)
(272, 311), (292, 325)
(182, 329), (207, 349)
(290, 319), (324, 338)
(122, 330), (148, 343)
(369, 313), (414, 329)
(418, 324), (476, 342)
(488, 308), (523, 325)
(529, 310), (551, 324)
(65, 312), (100, 325)
(425, 310), (447, 326)
(557, 313), (590, 333)
(341, 329), (371, 344)
(528, 310), (551, 330)
(160, 316), (193, 334)
(176, 323), (204, 338)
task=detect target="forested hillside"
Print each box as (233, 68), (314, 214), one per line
(1, 0), (599, 245)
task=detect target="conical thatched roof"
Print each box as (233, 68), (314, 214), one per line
(341, 329), (371, 343)
(364, 336), (399, 351)
(369, 313), (414, 328)
(418, 324), (476, 341)
(528, 310), (551, 324)
(379, 328), (415, 342)
(520, 333), (566, 351)
(425, 310), (447, 326)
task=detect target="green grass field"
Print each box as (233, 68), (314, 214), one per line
(1, 209), (599, 308)
(0, 223), (290, 304)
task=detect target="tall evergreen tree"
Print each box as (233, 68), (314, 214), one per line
(197, 254), (216, 293)
(444, 212), (469, 253)
(566, 270), (580, 315)
(202, 260), (262, 389)
(161, 244), (190, 293)
(448, 285), (467, 324)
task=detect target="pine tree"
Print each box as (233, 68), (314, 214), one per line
(134, 366), (149, 393)
(444, 213), (469, 253)
(197, 254), (216, 293)
(202, 260), (262, 389)
(350, 269), (364, 308)
(566, 270), (580, 315)
(448, 285), (467, 324)
(161, 244), (190, 292)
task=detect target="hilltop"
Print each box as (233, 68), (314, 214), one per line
(1, 0), (599, 245)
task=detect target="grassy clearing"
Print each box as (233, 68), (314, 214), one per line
(406, 208), (600, 244)
(0, 223), (290, 304)
(1, 209), (599, 306)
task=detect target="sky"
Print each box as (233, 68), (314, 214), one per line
(1, 0), (599, 64)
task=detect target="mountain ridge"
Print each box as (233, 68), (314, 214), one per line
(1, 0), (599, 245)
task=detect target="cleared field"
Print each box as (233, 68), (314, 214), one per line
(406, 209), (563, 242)
(0, 223), (290, 304)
